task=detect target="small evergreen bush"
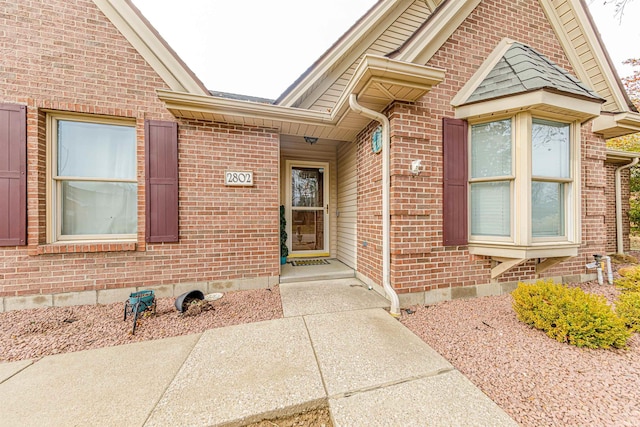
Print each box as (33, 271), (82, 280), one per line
(614, 266), (640, 293)
(616, 292), (640, 332)
(512, 280), (630, 349)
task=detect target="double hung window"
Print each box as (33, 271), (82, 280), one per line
(469, 114), (576, 248)
(531, 119), (570, 238)
(48, 114), (137, 242)
(470, 119), (513, 237)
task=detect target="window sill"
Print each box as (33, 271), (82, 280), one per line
(468, 242), (579, 259)
(34, 242), (137, 255)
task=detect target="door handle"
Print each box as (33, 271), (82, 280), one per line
(326, 204), (329, 214)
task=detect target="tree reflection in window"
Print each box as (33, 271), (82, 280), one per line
(292, 167), (323, 207)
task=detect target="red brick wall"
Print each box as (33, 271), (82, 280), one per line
(0, 0), (280, 297)
(356, 123), (384, 286)
(356, 0), (608, 295)
(605, 163), (631, 253)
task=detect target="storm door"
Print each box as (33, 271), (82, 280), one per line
(286, 161), (329, 257)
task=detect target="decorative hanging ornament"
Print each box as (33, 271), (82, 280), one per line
(371, 126), (382, 154)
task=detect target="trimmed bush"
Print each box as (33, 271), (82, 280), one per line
(614, 266), (640, 293)
(512, 280), (630, 349)
(616, 292), (640, 332)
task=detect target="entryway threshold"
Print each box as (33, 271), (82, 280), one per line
(280, 258), (355, 283)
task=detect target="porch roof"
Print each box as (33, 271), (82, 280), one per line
(157, 55), (445, 141)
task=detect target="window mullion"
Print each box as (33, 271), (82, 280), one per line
(514, 112), (531, 246)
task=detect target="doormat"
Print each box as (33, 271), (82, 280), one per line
(291, 259), (330, 267)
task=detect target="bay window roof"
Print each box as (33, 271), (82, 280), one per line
(452, 39), (605, 122)
(466, 42), (604, 104)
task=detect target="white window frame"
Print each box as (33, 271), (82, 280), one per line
(467, 111), (581, 257)
(469, 116), (515, 243)
(46, 112), (138, 243)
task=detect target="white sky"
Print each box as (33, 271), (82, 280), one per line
(131, 0), (639, 100)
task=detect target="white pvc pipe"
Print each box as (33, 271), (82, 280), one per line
(348, 94), (401, 317)
(615, 157), (639, 254)
(603, 256), (614, 284)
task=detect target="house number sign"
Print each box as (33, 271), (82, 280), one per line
(225, 171), (253, 186)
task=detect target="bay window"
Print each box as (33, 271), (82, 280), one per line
(468, 113), (580, 257)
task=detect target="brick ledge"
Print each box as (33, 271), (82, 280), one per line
(32, 242), (137, 255)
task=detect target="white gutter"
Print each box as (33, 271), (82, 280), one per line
(348, 94), (401, 317)
(615, 157), (639, 254)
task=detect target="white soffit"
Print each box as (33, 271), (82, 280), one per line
(158, 55), (445, 140)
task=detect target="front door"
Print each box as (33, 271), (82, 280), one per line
(286, 160), (329, 257)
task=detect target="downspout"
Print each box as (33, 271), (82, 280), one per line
(615, 157), (639, 254)
(349, 94), (401, 317)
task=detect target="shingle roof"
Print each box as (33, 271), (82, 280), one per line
(209, 90), (275, 105)
(466, 42), (603, 104)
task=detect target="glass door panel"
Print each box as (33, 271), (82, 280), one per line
(288, 164), (328, 255)
(292, 210), (325, 251)
(292, 167), (323, 207)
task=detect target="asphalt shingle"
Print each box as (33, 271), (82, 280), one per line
(467, 42), (602, 104)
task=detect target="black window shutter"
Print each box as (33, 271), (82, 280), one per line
(442, 117), (468, 246)
(145, 120), (179, 243)
(0, 103), (27, 246)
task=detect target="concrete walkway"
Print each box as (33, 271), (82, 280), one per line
(0, 278), (517, 426)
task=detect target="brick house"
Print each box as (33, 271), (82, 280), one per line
(1, 0), (639, 315)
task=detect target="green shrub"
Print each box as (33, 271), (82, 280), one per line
(512, 280), (631, 349)
(614, 266), (640, 293)
(616, 292), (640, 332)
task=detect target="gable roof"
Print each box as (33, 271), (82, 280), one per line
(466, 42), (603, 105)
(283, 0), (633, 116)
(93, 0), (208, 96)
(104, 0), (639, 139)
(276, 0), (445, 109)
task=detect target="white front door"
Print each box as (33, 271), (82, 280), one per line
(286, 160), (330, 257)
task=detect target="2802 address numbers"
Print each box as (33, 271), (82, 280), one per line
(225, 171), (253, 186)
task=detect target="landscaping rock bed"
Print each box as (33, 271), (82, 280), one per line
(401, 278), (640, 426)
(2, 268), (640, 426)
(0, 286), (282, 363)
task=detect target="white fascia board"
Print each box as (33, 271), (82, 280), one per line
(158, 55), (445, 131)
(455, 90), (602, 121)
(328, 54), (445, 123)
(93, 0), (209, 95)
(394, 0), (482, 64)
(157, 90), (334, 126)
(277, 0), (407, 107)
(593, 112), (640, 138)
(538, 0), (629, 112)
(606, 148), (640, 162)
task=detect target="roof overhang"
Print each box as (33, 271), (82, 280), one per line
(158, 55), (445, 140)
(606, 148), (640, 164)
(392, 0), (482, 64)
(593, 112), (640, 139)
(539, 0), (636, 113)
(454, 89), (603, 122)
(277, 0), (408, 106)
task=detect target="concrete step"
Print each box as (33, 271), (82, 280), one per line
(279, 259), (355, 283)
